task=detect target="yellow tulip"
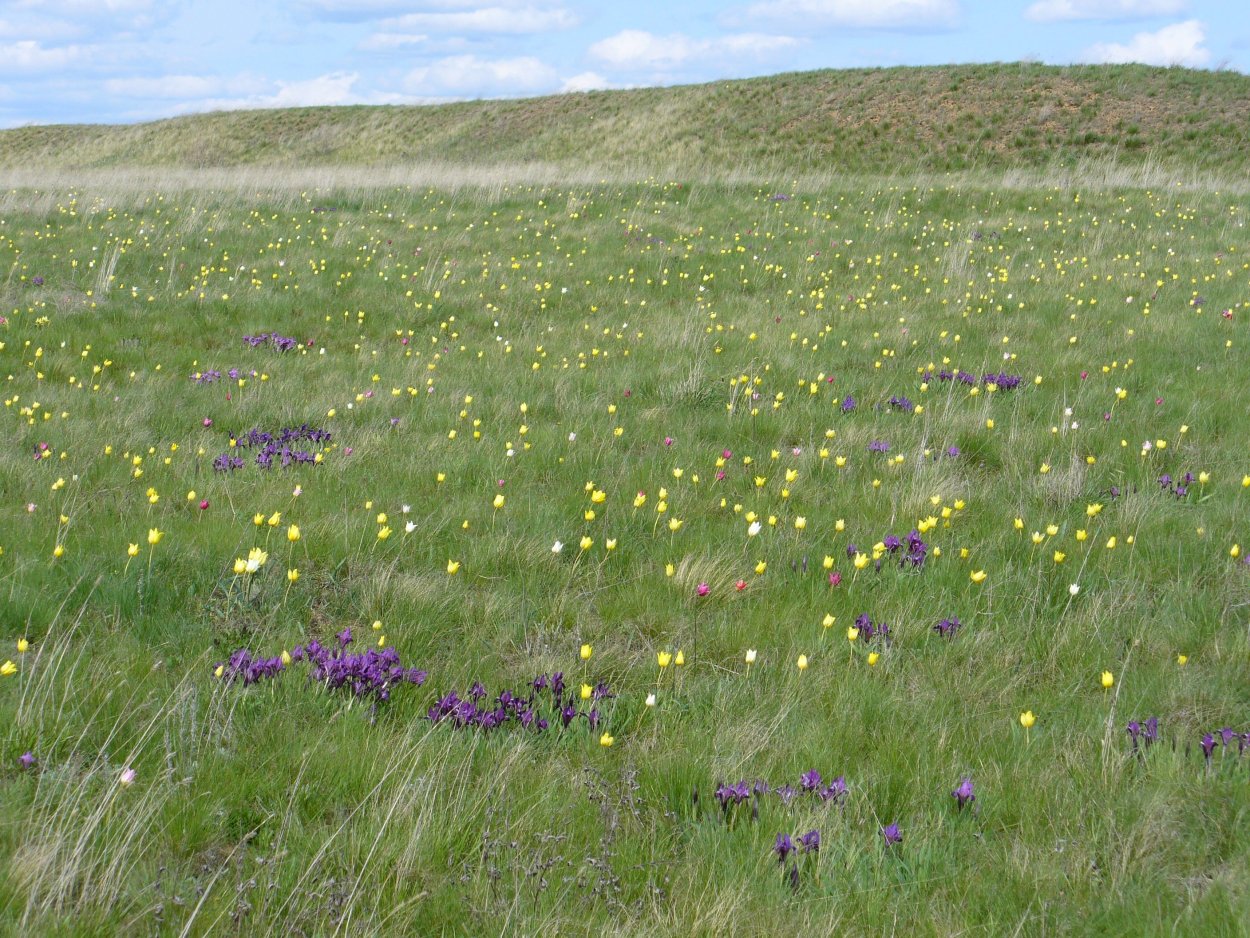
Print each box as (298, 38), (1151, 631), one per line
(1019, 710), (1036, 729)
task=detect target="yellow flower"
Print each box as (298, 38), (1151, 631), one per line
(599, 732), (614, 747)
(846, 626), (860, 642)
(377, 526), (392, 540)
(1101, 670), (1114, 689)
(147, 528), (163, 546)
(580, 536), (593, 551)
(744, 649), (757, 664)
(127, 543), (140, 557)
(233, 558), (248, 574)
(796, 654), (808, 671)
(665, 563), (675, 577)
(605, 538), (617, 551)
(591, 489), (606, 503)
(580, 683), (593, 700)
(657, 651), (672, 668)
(822, 614), (836, 629)
(580, 643), (593, 661)
(1086, 503), (1103, 518)
(1019, 710), (1036, 729)
(287, 525), (300, 542)
(1232, 544), (1242, 559)
(668, 518), (683, 532)
(267, 511), (281, 527)
(253, 513), (265, 526)
(853, 552), (869, 570)
(1053, 551), (1066, 564)
(754, 560), (767, 575)
(16, 638), (29, 654)
(1031, 531), (1044, 544)
(213, 663), (224, 678)
(493, 494), (505, 510)
(674, 650), (685, 666)
(970, 569), (987, 584)
(287, 568), (300, 582)
(53, 544), (64, 559)
(794, 516), (806, 530)
(867, 652), (880, 667)
(446, 559), (461, 575)
(822, 555), (834, 569)
(1177, 654), (1188, 666)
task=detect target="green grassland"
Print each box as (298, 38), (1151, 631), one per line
(1, 63), (1249, 176)
(1, 66), (1250, 937)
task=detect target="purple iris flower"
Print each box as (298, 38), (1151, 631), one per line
(797, 829), (820, 854)
(952, 778), (975, 810)
(773, 832), (795, 863)
(881, 823), (902, 846)
(799, 769), (822, 792)
(18, 751), (36, 769)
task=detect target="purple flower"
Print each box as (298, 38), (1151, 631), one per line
(18, 751), (36, 769)
(1201, 733), (1217, 761)
(797, 829), (821, 854)
(880, 823), (902, 846)
(799, 769), (822, 792)
(773, 832), (795, 863)
(818, 776), (848, 804)
(952, 778), (975, 810)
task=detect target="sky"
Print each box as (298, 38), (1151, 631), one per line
(0, 0), (1246, 128)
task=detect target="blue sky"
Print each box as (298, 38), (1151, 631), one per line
(0, 0), (1245, 127)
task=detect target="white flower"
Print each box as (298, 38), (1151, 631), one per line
(401, 504), (411, 514)
(568, 432), (577, 442)
(1069, 583), (1080, 596)
(405, 521), (416, 533)
(551, 540), (564, 554)
(747, 521), (761, 537)
(645, 693), (656, 707)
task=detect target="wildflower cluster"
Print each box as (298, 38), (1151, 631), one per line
(242, 332), (299, 352)
(427, 672), (613, 734)
(214, 424), (331, 472)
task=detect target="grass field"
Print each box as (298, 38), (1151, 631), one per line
(3, 63), (1249, 176)
(1, 163), (1249, 935)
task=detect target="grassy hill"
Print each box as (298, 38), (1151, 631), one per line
(2, 62), (1248, 175)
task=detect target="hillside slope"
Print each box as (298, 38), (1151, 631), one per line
(2, 63), (1247, 174)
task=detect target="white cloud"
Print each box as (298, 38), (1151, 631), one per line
(182, 72), (424, 114)
(15, 0), (156, 12)
(404, 54), (558, 95)
(589, 30), (800, 70)
(560, 71), (614, 93)
(1026, 0), (1186, 22)
(104, 74), (266, 99)
(378, 6), (576, 34)
(0, 40), (87, 71)
(1082, 18), (1209, 66)
(359, 32), (430, 50)
(743, 0), (959, 30)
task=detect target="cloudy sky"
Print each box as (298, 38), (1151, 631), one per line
(0, 0), (1244, 127)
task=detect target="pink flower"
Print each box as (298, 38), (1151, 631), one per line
(696, 583), (710, 597)
(829, 571), (842, 587)
(199, 500), (209, 511)
(664, 437), (674, 446)
(119, 767), (136, 787)
(735, 579), (747, 591)
(203, 418), (213, 427)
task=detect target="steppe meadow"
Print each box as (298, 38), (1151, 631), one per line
(0, 161), (1247, 934)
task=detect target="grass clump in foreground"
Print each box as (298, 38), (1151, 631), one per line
(0, 171), (1248, 935)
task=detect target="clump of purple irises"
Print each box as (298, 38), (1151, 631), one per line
(773, 829), (821, 891)
(922, 369), (1022, 390)
(933, 615), (962, 638)
(1158, 472), (1195, 498)
(213, 423), (331, 472)
(1126, 717), (1159, 755)
(880, 530), (928, 569)
(294, 629), (427, 710)
(887, 394), (914, 413)
(1201, 727), (1250, 765)
(215, 627), (427, 717)
(243, 332), (299, 352)
(427, 671), (613, 735)
(191, 367), (257, 385)
(853, 612), (891, 643)
(217, 648), (286, 686)
(713, 770), (848, 825)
